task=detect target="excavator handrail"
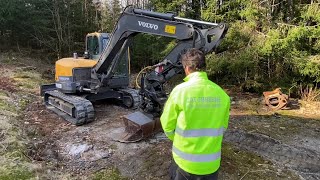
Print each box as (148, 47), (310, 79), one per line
(132, 8), (219, 26)
(174, 17), (219, 26)
(133, 8), (175, 21)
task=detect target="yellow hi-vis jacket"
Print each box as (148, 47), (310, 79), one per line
(160, 71), (230, 175)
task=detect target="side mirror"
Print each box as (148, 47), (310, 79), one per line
(84, 51), (90, 59)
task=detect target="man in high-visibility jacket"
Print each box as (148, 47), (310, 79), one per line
(160, 48), (230, 180)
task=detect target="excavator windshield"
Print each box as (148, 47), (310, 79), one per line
(86, 33), (110, 60)
(87, 35), (99, 56)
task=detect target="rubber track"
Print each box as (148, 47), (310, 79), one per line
(120, 88), (141, 109)
(224, 129), (320, 179)
(45, 91), (94, 125)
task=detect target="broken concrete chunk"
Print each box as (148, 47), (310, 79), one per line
(68, 144), (93, 157)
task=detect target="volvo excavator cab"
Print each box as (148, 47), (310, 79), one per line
(40, 32), (111, 95)
(54, 32), (130, 94)
(85, 32), (109, 60)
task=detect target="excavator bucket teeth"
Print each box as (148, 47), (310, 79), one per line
(118, 111), (162, 143)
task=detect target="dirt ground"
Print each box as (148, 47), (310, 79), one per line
(1, 52), (320, 180)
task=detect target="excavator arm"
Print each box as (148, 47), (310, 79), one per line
(94, 8), (194, 75)
(139, 20), (227, 116)
(91, 7), (227, 91)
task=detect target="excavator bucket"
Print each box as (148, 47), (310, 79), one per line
(118, 111), (162, 143)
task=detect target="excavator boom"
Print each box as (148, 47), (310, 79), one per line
(92, 7), (226, 83)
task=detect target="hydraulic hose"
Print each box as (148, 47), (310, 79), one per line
(135, 66), (153, 88)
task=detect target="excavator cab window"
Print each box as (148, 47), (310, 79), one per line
(86, 35), (100, 57)
(112, 47), (129, 77)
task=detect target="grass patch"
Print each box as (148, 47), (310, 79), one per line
(92, 167), (127, 180)
(233, 98), (263, 115)
(0, 99), (18, 115)
(221, 143), (299, 179)
(109, 144), (118, 150)
(13, 70), (45, 90)
(0, 89), (35, 180)
(0, 163), (34, 180)
(0, 116), (35, 180)
(0, 90), (8, 97)
(232, 115), (308, 140)
(18, 97), (32, 111)
(0, 51), (57, 179)
(0, 55), (16, 64)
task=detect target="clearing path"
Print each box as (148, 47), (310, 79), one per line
(1, 53), (319, 179)
(24, 101), (173, 179)
(224, 129), (320, 179)
(227, 96), (320, 180)
(24, 98), (312, 179)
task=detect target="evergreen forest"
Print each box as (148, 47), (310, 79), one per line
(1, 0), (320, 97)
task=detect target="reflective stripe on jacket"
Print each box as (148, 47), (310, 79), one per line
(160, 71), (230, 175)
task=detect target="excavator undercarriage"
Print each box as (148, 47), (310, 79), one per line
(44, 91), (95, 125)
(44, 88), (140, 125)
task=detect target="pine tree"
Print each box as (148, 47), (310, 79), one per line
(101, 0), (122, 32)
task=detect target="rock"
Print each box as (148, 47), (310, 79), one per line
(108, 148), (113, 154)
(154, 132), (167, 140)
(89, 151), (110, 161)
(68, 144), (93, 157)
(149, 139), (157, 144)
(43, 148), (58, 160)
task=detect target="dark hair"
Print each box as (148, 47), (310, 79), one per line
(181, 48), (206, 72)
